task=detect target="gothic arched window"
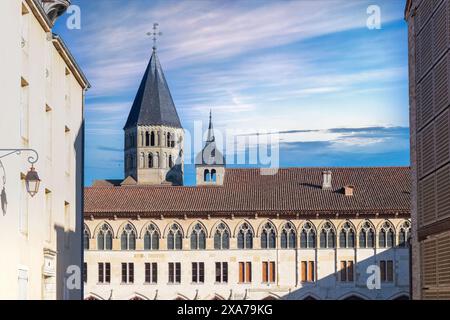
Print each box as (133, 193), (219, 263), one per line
(84, 225), (90, 250)
(214, 222), (230, 250)
(300, 222), (316, 248)
(398, 221), (411, 247)
(359, 221), (375, 248)
(144, 223), (160, 250)
(281, 222), (296, 249)
(339, 221), (355, 248)
(319, 222), (336, 248)
(379, 221), (395, 248)
(261, 222), (276, 249)
(120, 223), (136, 250)
(237, 222), (253, 249)
(97, 223), (113, 250)
(190, 223), (206, 250)
(167, 223), (183, 250)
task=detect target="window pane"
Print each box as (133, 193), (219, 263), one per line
(300, 230), (307, 248)
(121, 263), (127, 283)
(152, 263), (158, 283)
(269, 231), (276, 249)
(328, 230), (335, 248)
(199, 231), (206, 250)
(199, 263), (204, 283)
(348, 230), (355, 248)
(359, 232), (366, 248)
(106, 232), (112, 250)
(339, 231), (346, 248)
(167, 233), (174, 250)
(281, 231), (287, 249)
(169, 263), (174, 283)
(246, 232), (253, 249)
(176, 263), (181, 283)
(214, 232), (221, 250)
(320, 230), (327, 248)
(379, 230), (386, 248)
(97, 233), (104, 250)
(340, 261), (347, 281)
(289, 231), (296, 249)
(105, 263), (110, 283)
(191, 233), (197, 250)
(348, 261), (354, 282)
(222, 231), (229, 249)
(129, 233), (136, 250)
(144, 233), (150, 250)
(192, 263), (197, 283)
(368, 230), (375, 248)
(98, 263), (104, 283)
(387, 230), (395, 247)
(121, 232), (127, 250)
(176, 232), (182, 250)
(223, 263), (228, 283)
(152, 232), (159, 250)
(215, 262), (221, 282)
(309, 231), (316, 248)
(237, 232), (244, 249)
(261, 231), (267, 249)
(145, 263), (150, 283)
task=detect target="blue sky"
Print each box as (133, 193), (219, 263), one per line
(53, 0), (410, 186)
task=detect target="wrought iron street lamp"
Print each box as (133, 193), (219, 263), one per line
(0, 149), (40, 197)
(25, 165), (40, 197)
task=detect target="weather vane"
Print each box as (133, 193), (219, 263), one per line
(146, 23), (162, 52)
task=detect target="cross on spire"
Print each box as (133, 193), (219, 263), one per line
(146, 23), (162, 52)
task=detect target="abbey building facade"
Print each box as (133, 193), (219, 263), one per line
(83, 47), (411, 300)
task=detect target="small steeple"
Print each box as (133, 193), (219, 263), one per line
(196, 111), (224, 166)
(196, 112), (225, 186)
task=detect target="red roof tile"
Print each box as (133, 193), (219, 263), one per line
(84, 167), (411, 216)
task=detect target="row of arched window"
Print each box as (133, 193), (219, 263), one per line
(139, 152), (174, 169)
(140, 130), (176, 148)
(85, 220), (411, 251)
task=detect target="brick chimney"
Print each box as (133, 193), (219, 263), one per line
(322, 170), (332, 190)
(344, 185), (354, 196)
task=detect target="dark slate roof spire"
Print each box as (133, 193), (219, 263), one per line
(124, 50), (182, 129)
(207, 109), (215, 142)
(196, 111), (225, 165)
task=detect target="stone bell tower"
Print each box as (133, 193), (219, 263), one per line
(123, 34), (184, 186)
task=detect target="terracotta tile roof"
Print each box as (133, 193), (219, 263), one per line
(84, 167), (411, 216)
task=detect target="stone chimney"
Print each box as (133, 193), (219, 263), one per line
(322, 170), (332, 190)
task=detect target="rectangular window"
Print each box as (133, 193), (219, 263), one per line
(145, 263), (157, 284)
(121, 263), (134, 284)
(98, 263), (110, 283)
(340, 261), (354, 282)
(380, 260), (394, 282)
(301, 261), (315, 282)
(239, 262), (252, 283)
(168, 262), (181, 284)
(262, 261), (276, 283)
(192, 262), (204, 283)
(215, 262), (228, 283)
(83, 263), (87, 283)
